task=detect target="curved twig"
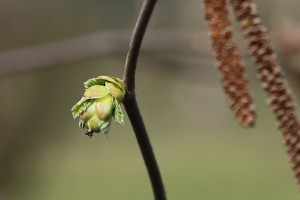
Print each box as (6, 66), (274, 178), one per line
(122, 0), (167, 200)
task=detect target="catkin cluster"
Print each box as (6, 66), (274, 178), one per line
(203, 0), (256, 127)
(229, 0), (300, 185)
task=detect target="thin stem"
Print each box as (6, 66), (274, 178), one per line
(123, 0), (156, 90)
(123, 96), (166, 200)
(122, 0), (167, 200)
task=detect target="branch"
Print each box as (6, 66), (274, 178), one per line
(0, 28), (286, 76)
(122, 0), (167, 200)
(0, 29), (210, 76)
(123, 0), (156, 90)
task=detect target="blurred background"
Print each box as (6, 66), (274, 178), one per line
(1, 0), (300, 199)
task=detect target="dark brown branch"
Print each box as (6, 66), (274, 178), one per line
(122, 0), (166, 200)
(123, 0), (156, 91)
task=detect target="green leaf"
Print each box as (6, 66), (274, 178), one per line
(97, 75), (119, 86)
(94, 95), (113, 120)
(84, 76), (125, 97)
(98, 76), (125, 93)
(113, 99), (124, 125)
(105, 82), (125, 103)
(87, 115), (101, 133)
(71, 98), (93, 119)
(100, 120), (112, 137)
(112, 77), (126, 94)
(84, 78), (104, 88)
(85, 76), (120, 88)
(79, 120), (86, 129)
(83, 85), (109, 99)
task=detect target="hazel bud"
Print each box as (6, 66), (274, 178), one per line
(71, 76), (125, 137)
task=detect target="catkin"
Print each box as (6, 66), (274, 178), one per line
(230, 0), (300, 185)
(203, 0), (256, 127)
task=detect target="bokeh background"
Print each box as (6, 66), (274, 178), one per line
(1, 0), (300, 199)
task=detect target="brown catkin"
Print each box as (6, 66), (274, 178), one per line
(230, 0), (300, 186)
(203, 0), (256, 127)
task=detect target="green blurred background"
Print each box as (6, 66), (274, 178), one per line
(1, 0), (300, 199)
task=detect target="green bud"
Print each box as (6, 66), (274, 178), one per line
(71, 75), (126, 137)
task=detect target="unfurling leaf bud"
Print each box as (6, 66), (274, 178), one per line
(71, 75), (126, 137)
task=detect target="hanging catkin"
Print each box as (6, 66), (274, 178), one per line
(230, 0), (300, 185)
(203, 0), (256, 127)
